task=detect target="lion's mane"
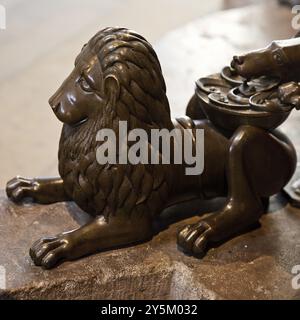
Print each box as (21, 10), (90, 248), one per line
(58, 27), (174, 219)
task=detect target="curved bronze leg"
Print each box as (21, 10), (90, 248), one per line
(178, 125), (296, 256)
(29, 213), (154, 269)
(6, 177), (70, 204)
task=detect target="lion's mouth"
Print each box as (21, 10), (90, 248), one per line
(72, 117), (88, 127)
(51, 103), (88, 127)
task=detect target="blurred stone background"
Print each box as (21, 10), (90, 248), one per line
(0, 0), (272, 188)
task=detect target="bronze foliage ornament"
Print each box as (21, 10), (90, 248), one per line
(6, 28), (300, 268)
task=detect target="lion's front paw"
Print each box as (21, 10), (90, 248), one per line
(177, 221), (213, 257)
(6, 176), (39, 202)
(30, 235), (74, 269)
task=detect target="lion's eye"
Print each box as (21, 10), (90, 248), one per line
(79, 77), (93, 92)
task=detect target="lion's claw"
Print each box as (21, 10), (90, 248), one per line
(6, 176), (38, 202)
(30, 236), (71, 269)
(177, 221), (213, 257)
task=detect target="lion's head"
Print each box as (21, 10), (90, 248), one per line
(49, 27), (173, 131)
(55, 28), (173, 217)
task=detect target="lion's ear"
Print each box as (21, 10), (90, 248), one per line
(104, 75), (120, 105)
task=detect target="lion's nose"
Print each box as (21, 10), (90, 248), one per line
(52, 102), (60, 112)
(48, 96), (55, 107)
(48, 94), (60, 110)
(48, 89), (63, 108)
(48, 98), (60, 112)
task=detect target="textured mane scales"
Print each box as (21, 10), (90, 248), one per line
(58, 27), (172, 219)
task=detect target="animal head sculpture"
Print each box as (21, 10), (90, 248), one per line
(55, 27), (174, 218)
(49, 27), (173, 131)
(231, 38), (300, 80)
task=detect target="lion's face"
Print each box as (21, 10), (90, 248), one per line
(49, 45), (105, 126)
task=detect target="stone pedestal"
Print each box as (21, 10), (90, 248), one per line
(0, 190), (300, 300)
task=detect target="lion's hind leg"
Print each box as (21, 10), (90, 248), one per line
(178, 125), (296, 256)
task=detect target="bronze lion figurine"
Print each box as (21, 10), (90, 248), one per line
(6, 28), (297, 268)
